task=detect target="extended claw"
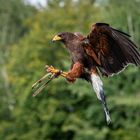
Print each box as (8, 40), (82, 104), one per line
(32, 73), (56, 97)
(45, 65), (68, 77)
(32, 73), (52, 89)
(32, 65), (69, 97)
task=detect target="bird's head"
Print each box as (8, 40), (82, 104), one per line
(52, 32), (77, 44)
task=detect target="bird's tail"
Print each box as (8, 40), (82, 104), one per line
(90, 73), (111, 124)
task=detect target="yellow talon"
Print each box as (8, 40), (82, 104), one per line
(45, 65), (68, 77)
(32, 65), (69, 97)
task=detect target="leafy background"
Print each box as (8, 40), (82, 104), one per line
(0, 0), (140, 140)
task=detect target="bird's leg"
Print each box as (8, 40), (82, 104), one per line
(90, 68), (111, 124)
(66, 62), (84, 82)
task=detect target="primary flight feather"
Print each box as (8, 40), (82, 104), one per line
(52, 23), (140, 124)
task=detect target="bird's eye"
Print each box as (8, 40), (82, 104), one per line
(59, 34), (63, 37)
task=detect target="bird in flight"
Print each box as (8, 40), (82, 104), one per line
(51, 23), (140, 124)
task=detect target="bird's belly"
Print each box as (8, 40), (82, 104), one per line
(83, 56), (94, 69)
(71, 51), (94, 69)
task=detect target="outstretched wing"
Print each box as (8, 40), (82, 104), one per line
(84, 23), (140, 76)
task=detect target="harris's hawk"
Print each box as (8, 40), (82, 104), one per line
(52, 23), (140, 124)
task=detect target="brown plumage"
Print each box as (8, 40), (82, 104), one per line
(87, 23), (140, 76)
(52, 23), (140, 124)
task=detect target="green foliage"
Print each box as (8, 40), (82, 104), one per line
(0, 0), (140, 140)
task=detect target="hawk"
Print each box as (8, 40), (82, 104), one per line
(52, 23), (140, 124)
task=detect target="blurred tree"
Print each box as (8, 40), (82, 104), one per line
(0, 1), (36, 139)
(0, 0), (140, 140)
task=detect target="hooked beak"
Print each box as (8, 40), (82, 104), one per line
(52, 35), (62, 42)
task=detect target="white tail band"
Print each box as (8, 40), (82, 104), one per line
(91, 73), (103, 100)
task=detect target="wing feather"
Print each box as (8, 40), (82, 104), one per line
(111, 28), (140, 65)
(86, 23), (140, 76)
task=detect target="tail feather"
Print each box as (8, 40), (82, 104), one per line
(100, 90), (111, 124)
(91, 73), (111, 124)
